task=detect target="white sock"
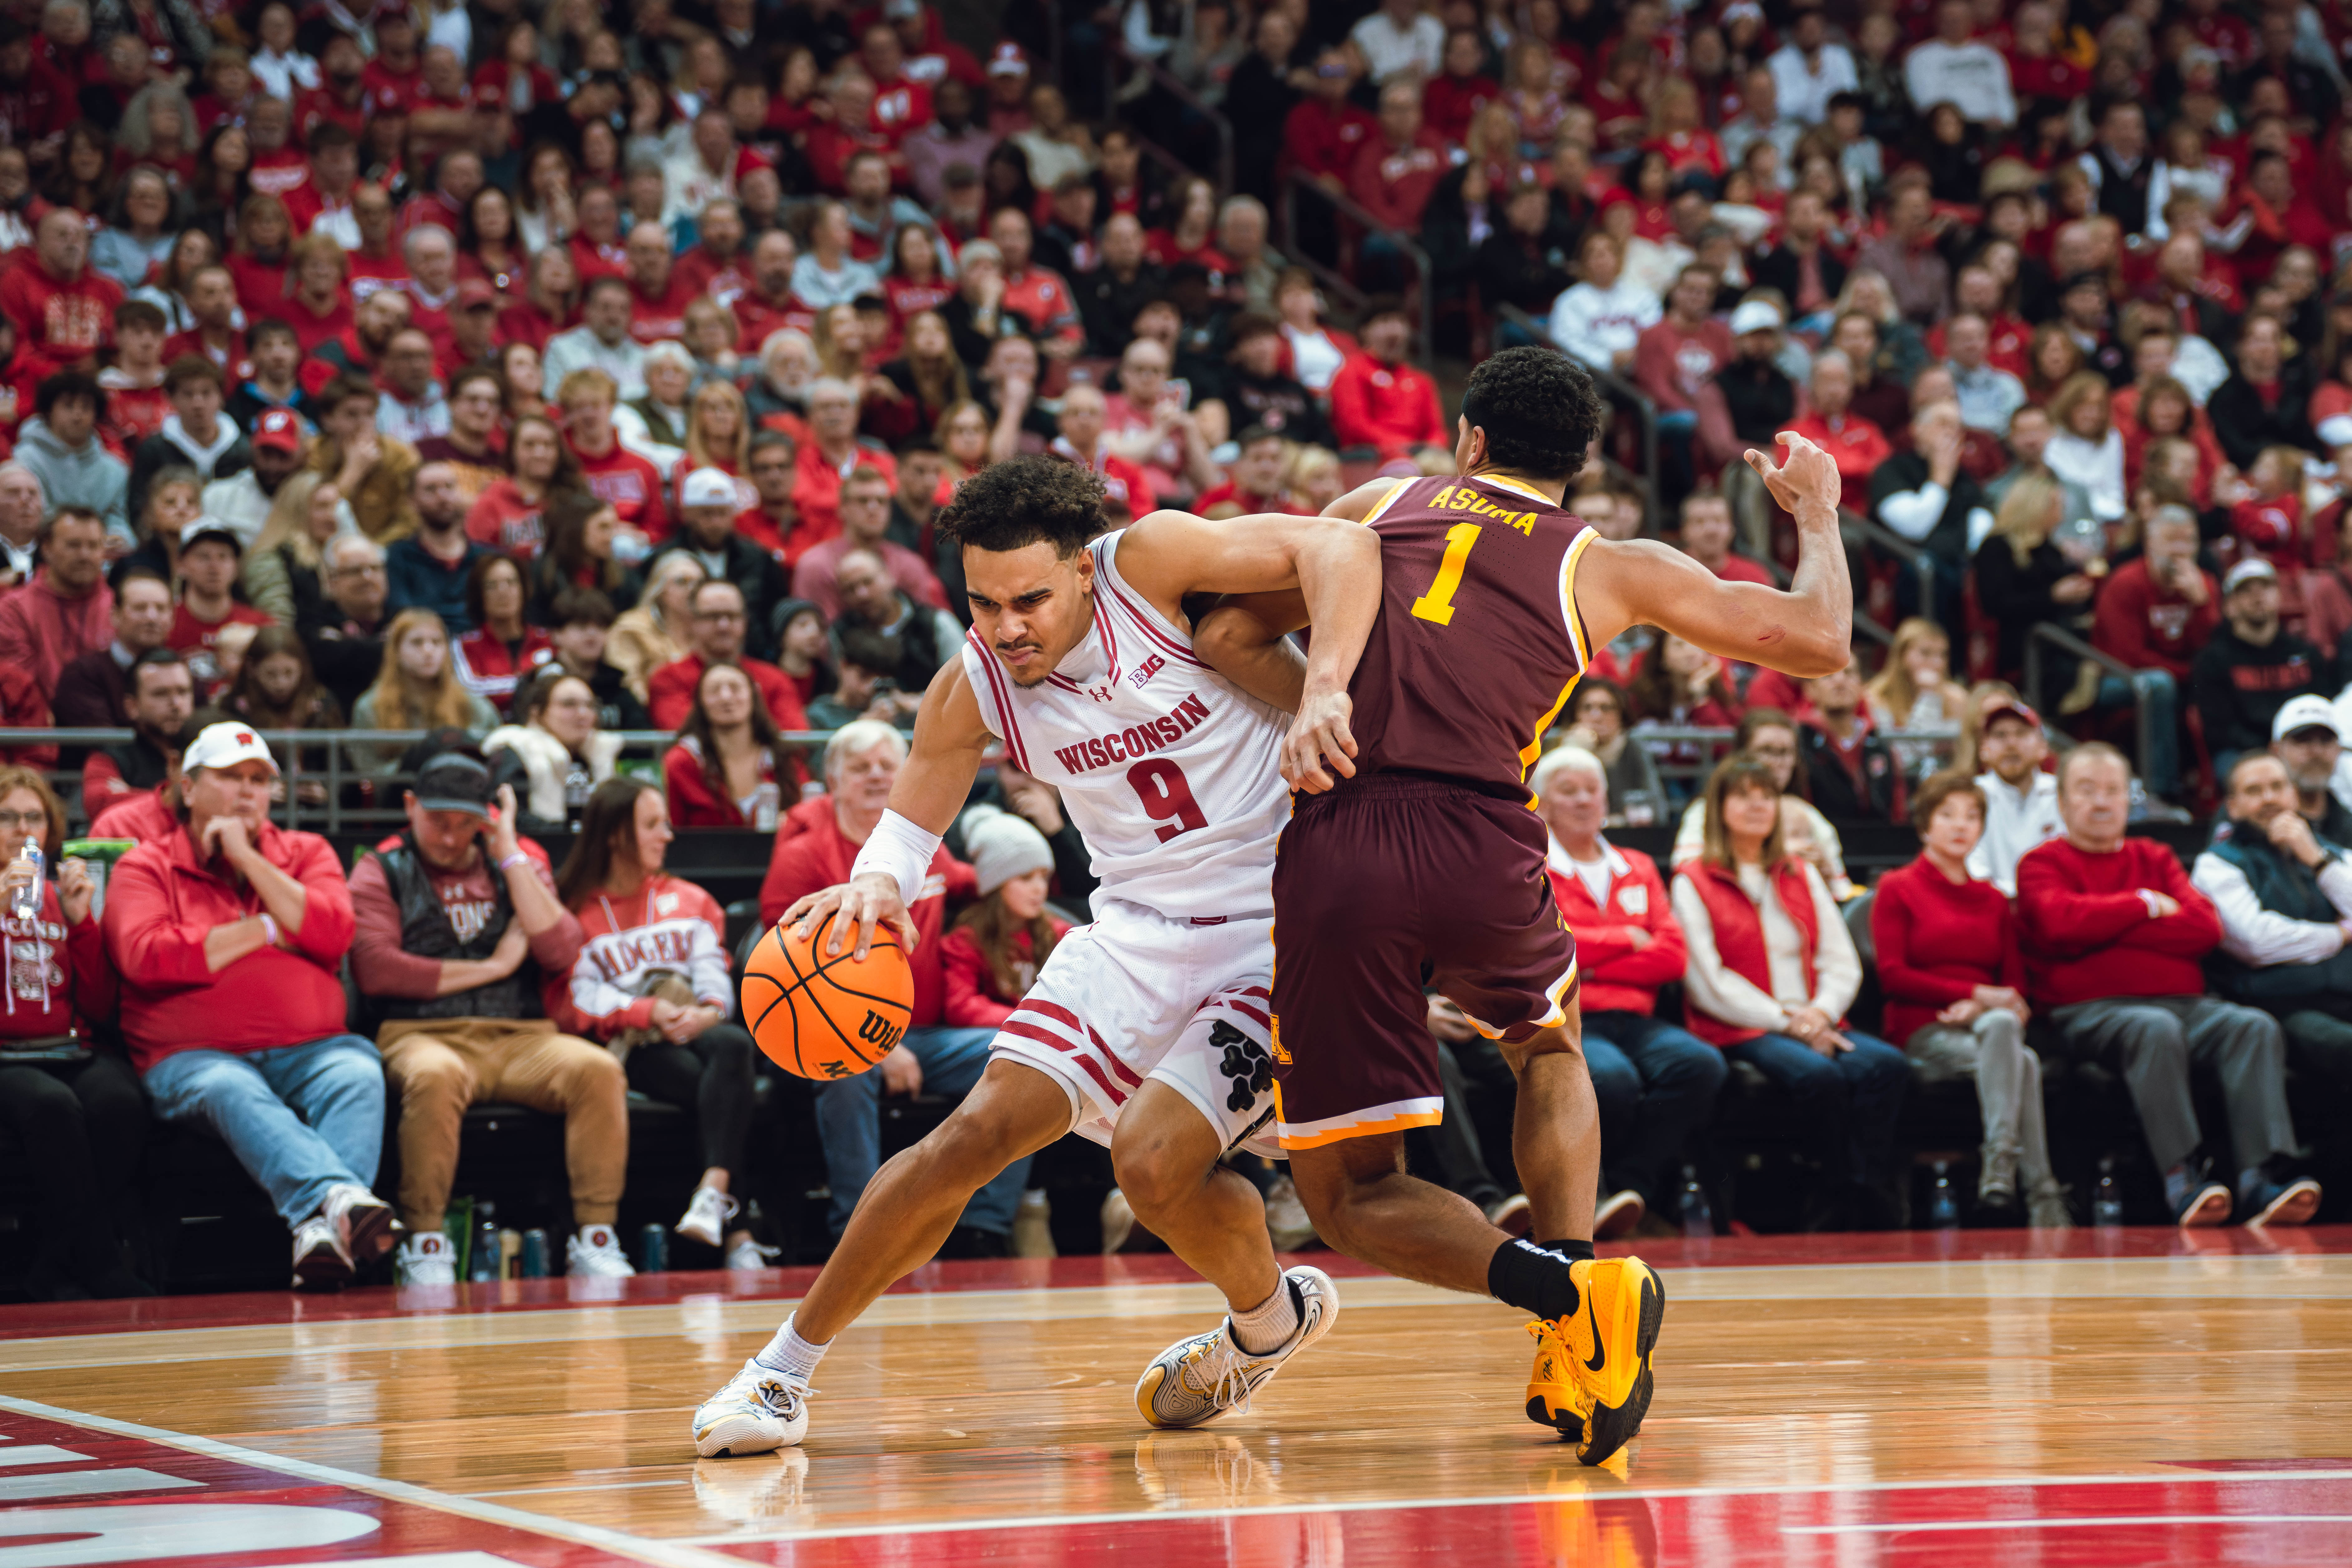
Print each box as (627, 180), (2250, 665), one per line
(755, 1312), (828, 1379)
(1229, 1277), (1301, 1356)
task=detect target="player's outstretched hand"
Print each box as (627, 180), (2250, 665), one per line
(787, 873), (918, 962)
(1743, 430), (1840, 517)
(1282, 689), (1360, 794)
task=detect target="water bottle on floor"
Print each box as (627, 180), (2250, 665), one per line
(1677, 1165), (1714, 1238)
(1928, 1161), (1959, 1229)
(472, 1202), (501, 1282)
(2093, 1159), (2125, 1228)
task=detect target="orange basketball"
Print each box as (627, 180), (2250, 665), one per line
(741, 919), (915, 1080)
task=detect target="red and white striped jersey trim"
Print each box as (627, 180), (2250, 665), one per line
(998, 998), (1143, 1108)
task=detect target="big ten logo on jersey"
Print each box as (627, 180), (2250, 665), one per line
(1128, 653), (1167, 690)
(1430, 483), (1539, 534)
(857, 1009), (904, 1052)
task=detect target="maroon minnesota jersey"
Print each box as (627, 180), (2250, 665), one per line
(1346, 473), (1599, 796)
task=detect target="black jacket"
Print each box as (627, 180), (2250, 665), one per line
(2193, 624), (2325, 759)
(1749, 244), (1849, 312)
(1073, 261), (1168, 359)
(2207, 358), (2320, 468)
(1972, 533), (2082, 683)
(1801, 722), (1901, 821)
(1868, 450), (1989, 567)
(1221, 368), (1333, 449)
(1473, 229), (1576, 316)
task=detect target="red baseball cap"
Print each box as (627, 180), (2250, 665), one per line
(1979, 696), (2040, 734)
(252, 408), (303, 453)
(454, 279), (499, 311)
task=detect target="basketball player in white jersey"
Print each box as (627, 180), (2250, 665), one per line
(693, 457), (1383, 1458)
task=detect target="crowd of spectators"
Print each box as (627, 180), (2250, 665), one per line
(2, 0), (2352, 1298)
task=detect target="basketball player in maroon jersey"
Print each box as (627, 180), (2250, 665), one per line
(1195, 347), (1852, 1465)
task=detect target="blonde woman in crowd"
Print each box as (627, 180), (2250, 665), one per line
(607, 552), (706, 705)
(350, 609), (500, 770)
(243, 471), (350, 626)
(1864, 616), (1972, 780)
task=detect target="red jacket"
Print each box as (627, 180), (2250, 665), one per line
(0, 569), (111, 723)
(102, 817), (356, 1071)
(453, 627), (555, 711)
(663, 738), (783, 829)
(757, 795), (978, 1027)
(1782, 411), (1891, 514)
(0, 258), (122, 381)
(940, 919), (1070, 1028)
(627, 272), (703, 345)
(0, 880), (115, 1042)
(2014, 835), (2219, 1007)
(1543, 840), (1686, 1016)
(1282, 98), (1378, 182)
(1869, 855), (2026, 1045)
(1677, 857), (1825, 1047)
(88, 784), (175, 841)
(465, 478), (553, 560)
(1328, 353), (1444, 458)
(1346, 130), (1450, 232)
(570, 438), (670, 543)
(647, 652), (811, 735)
(2090, 558), (2220, 679)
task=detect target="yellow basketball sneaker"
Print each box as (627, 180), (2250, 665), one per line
(1525, 1256), (1663, 1466)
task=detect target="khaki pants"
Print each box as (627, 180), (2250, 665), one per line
(379, 1018), (628, 1232)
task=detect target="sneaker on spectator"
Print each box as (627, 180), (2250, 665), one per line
(675, 1185), (738, 1249)
(1012, 1188), (1057, 1258)
(323, 1183), (399, 1267)
(1101, 1187), (1137, 1254)
(2175, 1180), (2234, 1228)
(1595, 1189), (1645, 1241)
(567, 1223), (637, 1278)
(726, 1235), (781, 1270)
(1482, 1191), (1532, 1238)
(2243, 1177), (2321, 1227)
(2027, 1181), (2074, 1229)
(292, 1216), (352, 1290)
(395, 1231), (457, 1285)
(1267, 1174), (1321, 1250)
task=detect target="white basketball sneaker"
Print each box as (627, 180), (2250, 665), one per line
(675, 1186), (739, 1248)
(290, 1215), (351, 1290)
(394, 1230), (457, 1285)
(1134, 1266), (1339, 1429)
(693, 1357), (812, 1457)
(567, 1224), (637, 1278)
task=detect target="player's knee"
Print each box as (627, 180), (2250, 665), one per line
(1110, 1136), (1204, 1219)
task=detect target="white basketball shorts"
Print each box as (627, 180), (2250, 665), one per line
(989, 897), (1281, 1159)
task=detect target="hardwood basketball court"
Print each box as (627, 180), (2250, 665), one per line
(0, 1227), (2345, 1567)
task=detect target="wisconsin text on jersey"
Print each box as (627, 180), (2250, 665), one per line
(1049, 692), (1213, 777)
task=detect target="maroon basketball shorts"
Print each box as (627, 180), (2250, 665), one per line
(1269, 772), (1579, 1151)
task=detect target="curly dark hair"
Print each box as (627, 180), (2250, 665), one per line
(935, 453), (1108, 558)
(1461, 347), (1603, 481)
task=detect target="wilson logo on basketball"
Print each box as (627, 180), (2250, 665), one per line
(858, 1010), (905, 1051)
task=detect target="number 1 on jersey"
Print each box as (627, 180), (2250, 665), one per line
(1411, 522), (1482, 626)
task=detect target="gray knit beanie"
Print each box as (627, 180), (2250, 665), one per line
(960, 804), (1055, 897)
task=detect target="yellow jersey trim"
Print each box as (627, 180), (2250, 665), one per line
(1360, 476), (1416, 526)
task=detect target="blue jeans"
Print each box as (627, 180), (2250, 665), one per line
(1582, 1012), (1729, 1208)
(142, 1035), (385, 1229)
(1722, 1030), (1909, 1188)
(813, 1026), (1032, 1236)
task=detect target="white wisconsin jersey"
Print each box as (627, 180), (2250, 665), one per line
(960, 531), (1290, 919)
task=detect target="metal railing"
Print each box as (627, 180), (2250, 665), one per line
(1624, 723), (1961, 791)
(1845, 513), (1939, 637)
(1101, 37), (1235, 201)
(2021, 623), (2168, 786)
(1278, 171), (1435, 365)
(22, 728), (844, 837)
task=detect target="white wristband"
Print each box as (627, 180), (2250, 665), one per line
(850, 809), (943, 908)
(259, 913), (280, 947)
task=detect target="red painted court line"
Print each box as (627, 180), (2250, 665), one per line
(3, 1226), (2345, 1340)
(0, 1405), (651, 1568)
(704, 1477), (2352, 1568)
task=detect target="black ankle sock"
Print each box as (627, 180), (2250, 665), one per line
(1487, 1237), (1581, 1320)
(1538, 1238), (1596, 1263)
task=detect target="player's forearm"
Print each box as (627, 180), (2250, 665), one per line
(1193, 598), (1311, 713)
(1774, 498), (1853, 676)
(1292, 522), (1384, 700)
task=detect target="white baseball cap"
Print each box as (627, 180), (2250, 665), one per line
(181, 721), (280, 777)
(680, 467), (738, 509)
(1729, 299), (1783, 336)
(2272, 693), (2340, 742)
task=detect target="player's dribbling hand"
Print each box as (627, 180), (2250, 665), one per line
(1282, 690), (1359, 793)
(789, 873), (918, 962)
(1744, 431), (1840, 517)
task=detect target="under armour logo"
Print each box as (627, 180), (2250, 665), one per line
(1087, 686), (1116, 703)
